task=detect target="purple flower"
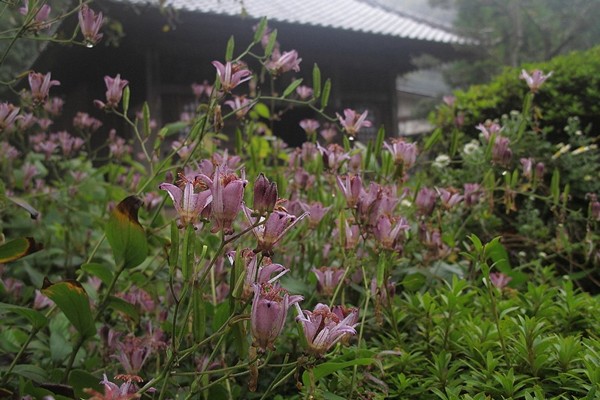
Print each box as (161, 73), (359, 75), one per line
(437, 187), (463, 210)
(296, 85), (313, 100)
(241, 250), (289, 299)
(520, 69), (552, 93)
(78, 5), (103, 46)
(251, 283), (303, 352)
(20, 1), (51, 30)
(299, 119), (320, 136)
(266, 49), (302, 75)
(336, 175), (362, 208)
(0, 103), (20, 132)
(295, 303), (357, 357)
(299, 201), (330, 228)
(224, 95), (252, 119)
(492, 136), (512, 166)
(252, 173), (278, 215)
(489, 272), (512, 290)
(28, 72), (60, 104)
(463, 183), (483, 207)
(191, 80), (213, 98)
(373, 215), (409, 251)
(312, 267), (345, 296)
(244, 206), (307, 256)
(520, 157), (533, 179)
(85, 373), (140, 400)
(476, 122), (502, 141)
(416, 187), (437, 216)
(384, 139), (418, 169)
(317, 143), (350, 171)
(159, 176), (212, 228)
(198, 165), (247, 234)
(443, 95), (456, 107)
(336, 109), (372, 137)
(95, 74), (128, 109)
(212, 61), (252, 92)
(319, 125), (337, 143)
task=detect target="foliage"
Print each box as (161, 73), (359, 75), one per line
(0, 2), (599, 399)
(429, 0), (600, 87)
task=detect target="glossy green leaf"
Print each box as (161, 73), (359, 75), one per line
(0, 302), (47, 330)
(69, 370), (102, 399)
(80, 263), (113, 287)
(105, 196), (148, 269)
(424, 128), (442, 151)
(41, 279), (95, 338)
(0, 237), (42, 264)
(12, 364), (48, 383)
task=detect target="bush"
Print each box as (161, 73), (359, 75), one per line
(433, 46), (600, 138)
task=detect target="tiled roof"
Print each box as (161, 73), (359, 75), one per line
(119, 0), (474, 45)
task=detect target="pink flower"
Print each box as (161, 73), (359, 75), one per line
(520, 157), (533, 179)
(476, 122), (502, 141)
(198, 165), (247, 234)
(443, 95), (456, 107)
(415, 187), (437, 216)
(319, 125), (337, 143)
(20, 1), (51, 30)
(252, 173), (278, 215)
(244, 206), (307, 256)
(224, 95), (252, 119)
(437, 187), (463, 209)
(336, 109), (372, 137)
(384, 139), (418, 169)
(299, 201), (330, 228)
(492, 136), (512, 166)
(251, 283), (303, 352)
(241, 250), (289, 299)
(78, 5), (103, 46)
(266, 49), (302, 75)
(299, 119), (320, 135)
(520, 69), (552, 93)
(373, 215), (409, 251)
(296, 85), (313, 100)
(463, 183), (483, 207)
(0, 103), (20, 132)
(85, 374), (140, 400)
(191, 80), (213, 98)
(489, 272), (512, 290)
(159, 176), (212, 228)
(295, 303), (357, 357)
(212, 61), (252, 92)
(312, 267), (345, 296)
(336, 174), (362, 208)
(73, 112), (103, 131)
(28, 72), (60, 104)
(317, 143), (350, 171)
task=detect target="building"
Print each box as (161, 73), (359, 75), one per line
(32, 0), (474, 145)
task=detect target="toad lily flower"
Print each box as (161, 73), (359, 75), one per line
(85, 374), (140, 400)
(295, 303), (357, 357)
(159, 176), (212, 228)
(251, 283), (303, 352)
(0, 103), (20, 132)
(28, 72), (60, 105)
(212, 61), (252, 92)
(78, 5), (104, 47)
(520, 69), (552, 93)
(198, 165), (247, 234)
(252, 173), (278, 215)
(312, 267), (345, 296)
(241, 250), (289, 299)
(384, 139), (418, 169)
(266, 49), (302, 75)
(336, 108), (372, 137)
(243, 206), (308, 256)
(95, 74), (128, 109)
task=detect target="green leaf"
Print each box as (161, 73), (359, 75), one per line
(0, 302), (47, 330)
(69, 370), (102, 399)
(551, 168), (560, 204)
(142, 102), (151, 137)
(122, 86), (130, 114)
(105, 196), (148, 269)
(12, 364), (48, 383)
(312, 64), (321, 98)
(424, 128), (442, 151)
(212, 302), (230, 332)
(254, 103), (270, 119)
(80, 263), (114, 287)
(41, 279), (95, 338)
(253, 17), (267, 43)
(6, 196), (40, 219)
(283, 78), (303, 98)
(264, 30), (278, 57)
(0, 237), (42, 263)
(168, 220), (180, 269)
(108, 296), (140, 324)
(321, 79), (331, 109)
(401, 273), (426, 291)
(225, 35), (235, 61)
(302, 358), (376, 387)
